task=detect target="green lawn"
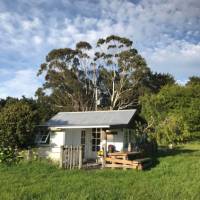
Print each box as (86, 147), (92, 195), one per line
(0, 142), (200, 200)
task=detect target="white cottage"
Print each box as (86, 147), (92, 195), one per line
(37, 109), (137, 162)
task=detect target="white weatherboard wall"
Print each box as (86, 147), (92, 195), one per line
(38, 128), (128, 161)
(48, 131), (65, 161)
(65, 129), (81, 146)
(47, 129), (82, 161)
(105, 129), (124, 151)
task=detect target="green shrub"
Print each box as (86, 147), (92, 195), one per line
(154, 114), (190, 145)
(0, 145), (19, 165)
(141, 84), (200, 145)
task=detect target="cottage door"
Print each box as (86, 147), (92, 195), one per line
(90, 128), (101, 159)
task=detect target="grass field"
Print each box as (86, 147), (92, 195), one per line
(0, 142), (200, 200)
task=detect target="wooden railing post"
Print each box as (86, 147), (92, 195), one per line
(101, 129), (107, 169)
(79, 145), (82, 169)
(128, 142), (131, 152)
(102, 146), (106, 169)
(60, 145), (64, 168)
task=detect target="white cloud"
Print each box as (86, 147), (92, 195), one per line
(176, 79), (188, 85)
(21, 17), (41, 31)
(0, 0), (200, 98)
(33, 35), (43, 45)
(142, 41), (200, 79)
(0, 69), (42, 99)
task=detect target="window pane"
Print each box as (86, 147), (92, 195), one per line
(81, 138), (85, 144)
(97, 139), (100, 145)
(92, 146), (95, 151)
(97, 133), (100, 138)
(81, 131), (85, 137)
(92, 139), (96, 145)
(40, 133), (50, 144)
(41, 135), (47, 141)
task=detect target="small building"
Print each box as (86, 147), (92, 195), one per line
(36, 109), (137, 162)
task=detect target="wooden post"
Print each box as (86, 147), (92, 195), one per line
(76, 146), (79, 167)
(59, 145), (64, 168)
(101, 146), (106, 169)
(14, 146), (18, 158)
(67, 147), (70, 168)
(128, 143), (131, 152)
(64, 146), (67, 169)
(73, 146), (76, 169)
(79, 145), (82, 169)
(101, 129), (107, 168)
(69, 145), (72, 169)
(27, 147), (33, 161)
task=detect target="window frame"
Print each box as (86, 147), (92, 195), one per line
(91, 128), (101, 152)
(35, 132), (50, 145)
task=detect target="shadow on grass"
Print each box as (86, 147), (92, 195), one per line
(145, 147), (198, 170)
(157, 147), (198, 158)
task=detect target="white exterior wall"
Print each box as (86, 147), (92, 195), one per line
(37, 131), (65, 161)
(42, 129), (82, 161)
(65, 129), (81, 146)
(103, 129), (124, 152)
(38, 128), (129, 161)
(48, 131), (65, 161)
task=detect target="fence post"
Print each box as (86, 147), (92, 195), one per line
(76, 146), (79, 167)
(14, 146), (18, 158)
(67, 146), (69, 168)
(64, 146), (68, 169)
(27, 147), (33, 161)
(69, 145), (72, 169)
(60, 145), (64, 168)
(73, 146), (76, 169)
(79, 145), (82, 169)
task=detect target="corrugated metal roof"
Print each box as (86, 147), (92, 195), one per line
(46, 109), (137, 128)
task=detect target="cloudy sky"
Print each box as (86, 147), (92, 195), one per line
(0, 0), (200, 98)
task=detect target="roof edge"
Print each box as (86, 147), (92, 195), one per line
(57, 109), (136, 114)
(45, 125), (110, 129)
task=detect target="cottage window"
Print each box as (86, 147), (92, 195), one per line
(35, 132), (50, 144)
(124, 129), (136, 149)
(92, 128), (101, 152)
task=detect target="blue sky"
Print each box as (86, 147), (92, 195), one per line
(0, 0), (200, 98)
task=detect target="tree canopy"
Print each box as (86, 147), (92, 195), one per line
(37, 35), (153, 111)
(140, 82), (200, 144)
(0, 101), (36, 148)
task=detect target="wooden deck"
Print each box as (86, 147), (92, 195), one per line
(108, 151), (141, 160)
(105, 151), (152, 170)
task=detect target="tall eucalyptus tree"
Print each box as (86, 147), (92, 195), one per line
(37, 35), (150, 111)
